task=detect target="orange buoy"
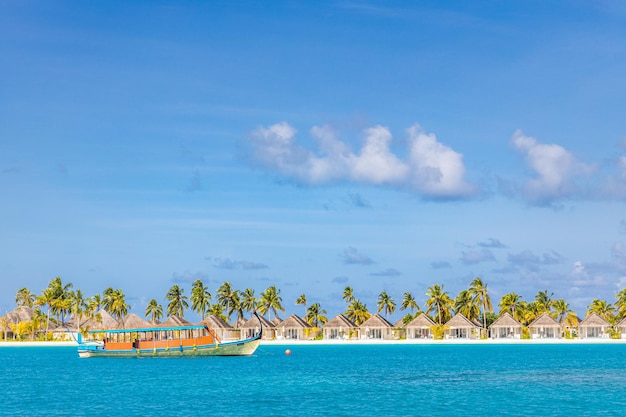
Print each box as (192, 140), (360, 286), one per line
(285, 349), (291, 356)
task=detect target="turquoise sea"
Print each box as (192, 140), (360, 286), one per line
(1, 343), (625, 416)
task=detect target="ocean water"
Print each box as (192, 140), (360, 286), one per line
(1, 343), (625, 416)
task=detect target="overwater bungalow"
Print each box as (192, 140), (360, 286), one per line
(241, 314), (276, 340)
(405, 313), (435, 339)
(444, 313), (479, 339)
(322, 314), (358, 340)
(578, 313), (610, 339)
(203, 314), (238, 341)
(359, 314), (393, 340)
(528, 312), (562, 339)
(488, 312), (522, 339)
(274, 314), (311, 340)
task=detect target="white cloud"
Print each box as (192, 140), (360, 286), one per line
(248, 122), (476, 199)
(511, 130), (594, 203)
(407, 125), (475, 197)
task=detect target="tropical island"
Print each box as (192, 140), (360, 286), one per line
(2, 276), (626, 343)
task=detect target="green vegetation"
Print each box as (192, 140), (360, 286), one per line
(3, 275), (626, 342)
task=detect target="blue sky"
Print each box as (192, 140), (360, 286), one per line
(2, 1), (626, 321)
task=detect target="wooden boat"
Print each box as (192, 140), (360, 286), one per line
(77, 312), (263, 358)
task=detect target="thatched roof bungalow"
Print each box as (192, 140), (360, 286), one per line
(322, 314), (358, 340)
(444, 313), (479, 339)
(489, 313), (522, 339)
(274, 314), (311, 340)
(160, 315), (193, 327)
(578, 313), (610, 339)
(123, 313), (151, 329)
(405, 313), (435, 339)
(528, 312), (562, 339)
(203, 314), (238, 341)
(241, 315), (275, 339)
(359, 314), (393, 340)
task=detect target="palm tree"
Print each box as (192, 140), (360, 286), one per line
(535, 290), (554, 314)
(306, 303), (328, 327)
(241, 288), (258, 314)
(425, 284), (453, 324)
(15, 287), (35, 307)
(553, 298), (578, 328)
(230, 292), (244, 322)
(376, 290), (396, 319)
(191, 280), (211, 319)
(217, 282), (239, 321)
(469, 277), (492, 334)
(35, 288), (55, 335)
(30, 308), (47, 340)
(499, 292), (522, 321)
(342, 286), (355, 304)
(106, 288), (129, 325)
(454, 290), (480, 322)
(615, 288), (626, 320)
(345, 299), (370, 326)
(165, 285), (189, 318)
(587, 299), (616, 324)
(400, 292), (419, 314)
(145, 299), (163, 323)
(48, 277), (73, 324)
(296, 294), (307, 317)
(258, 285), (285, 321)
(69, 289), (87, 332)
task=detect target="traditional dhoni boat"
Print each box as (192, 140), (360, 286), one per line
(76, 312), (263, 358)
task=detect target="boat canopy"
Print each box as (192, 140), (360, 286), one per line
(88, 324), (206, 334)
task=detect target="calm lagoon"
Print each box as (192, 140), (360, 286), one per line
(1, 343), (625, 416)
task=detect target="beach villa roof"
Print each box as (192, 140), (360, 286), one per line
(160, 315), (193, 327)
(271, 317), (283, 326)
(489, 312), (522, 329)
(241, 314), (275, 329)
(203, 314), (233, 330)
(122, 313), (151, 328)
(528, 312), (561, 328)
(616, 316), (626, 329)
(445, 313), (478, 329)
(82, 309), (120, 330)
(406, 313), (436, 329)
(359, 314), (393, 329)
(393, 318), (406, 328)
(232, 318), (246, 329)
(323, 314), (357, 329)
(2, 306), (34, 324)
(275, 314), (310, 329)
(579, 312), (611, 328)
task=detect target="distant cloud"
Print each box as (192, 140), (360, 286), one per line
(1, 167), (19, 174)
(507, 250), (565, 272)
(171, 270), (210, 283)
(332, 276), (349, 283)
(208, 257), (269, 270)
(341, 247), (374, 265)
(369, 268), (401, 277)
(185, 170), (203, 192)
(460, 249), (496, 265)
(511, 130), (594, 204)
(347, 192), (371, 208)
(478, 238), (506, 249)
(431, 261), (451, 269)
(248, 122), (477, 199)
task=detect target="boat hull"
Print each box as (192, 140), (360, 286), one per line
(77, 338), (261, 358)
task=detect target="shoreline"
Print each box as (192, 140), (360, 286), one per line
(2, 338), (626, 347)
